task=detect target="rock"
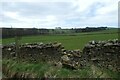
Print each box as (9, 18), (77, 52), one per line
(55, 61), (62, 68)
(61, 55), (70, 62)
(7, 48), (12, 51)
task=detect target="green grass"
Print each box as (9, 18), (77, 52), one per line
(2, 59), (93, 78)
(3, 59), (120, 78)
(3, 59), (51, 77)
(2, 29), (118, 50)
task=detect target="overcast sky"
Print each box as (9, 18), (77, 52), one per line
(0, 0), (119, 29)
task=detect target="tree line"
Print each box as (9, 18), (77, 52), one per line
(2, 27), (107, 38)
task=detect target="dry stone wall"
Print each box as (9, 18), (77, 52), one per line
(2, 42), (64, 62)
(2, 39), (120, 71)
(83, 39), (120, 71)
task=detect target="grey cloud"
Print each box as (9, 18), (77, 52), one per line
(1, 1), (118, 28)
(2, 2), (75, 18)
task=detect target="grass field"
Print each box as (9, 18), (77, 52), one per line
(2, 28), (118, 50)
